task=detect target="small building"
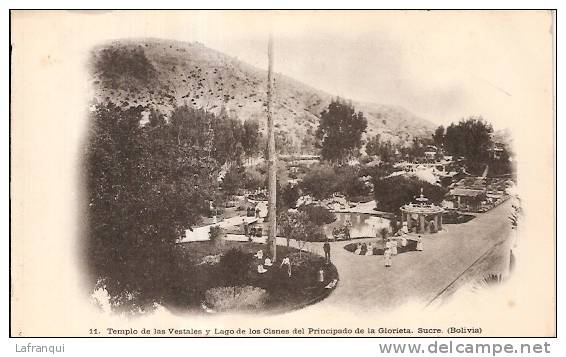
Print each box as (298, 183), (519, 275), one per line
(399, 189), (444, 234)
(448, 188), (487, 211)
(424, 145), (438, 162)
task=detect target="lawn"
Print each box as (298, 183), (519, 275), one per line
(171, 240), (338, 314)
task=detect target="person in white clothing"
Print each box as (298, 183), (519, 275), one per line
(384, 248), (392, 267)
(257, 264), (267, 274)
(318, 267), (325, 283)
(254, 250), (264, 260)
(365, 242), (374, 256)
(264, 257), (273, 267)
(353, 243), (362, 255)
(390, 239), (398, 255)
(416, 235), (423, 251)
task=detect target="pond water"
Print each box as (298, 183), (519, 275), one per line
(323, 212), (391, 239)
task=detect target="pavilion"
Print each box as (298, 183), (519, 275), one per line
(399, 189), (444, 234)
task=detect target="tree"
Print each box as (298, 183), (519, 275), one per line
(432, 125), (445, 148)
(148, 108), (165, 127)
(444, 117), (493, 174)
(243, 166), (266, 192)
(221, 165), (245, 195)
(365, 134), (397, 163)
(365, 134), (382, 157)
(220, 249), (253, 297)
(278, 211), (323, 249)
(299, 204), (336, 226)
(299, 163), (338, 200)
(213, 115), (245, 164)
(316, 98), (367, 162)
(241, 119), (260, 158)
(335, 166), (371, 199)
(86, 102), (220, 312)
(281, 184), (300, 210)
(373, 175), (447, 212)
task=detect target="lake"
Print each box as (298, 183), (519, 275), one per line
(323, 212), (391, 239)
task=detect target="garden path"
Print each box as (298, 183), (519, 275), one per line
(226, 199), (514, 311)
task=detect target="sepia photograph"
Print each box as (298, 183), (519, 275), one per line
(9, 9), (556, 338)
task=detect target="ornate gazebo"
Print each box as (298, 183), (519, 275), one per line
(399, 189), (444, 234)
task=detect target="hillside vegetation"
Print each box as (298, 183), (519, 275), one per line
(90, 38), (434, 154)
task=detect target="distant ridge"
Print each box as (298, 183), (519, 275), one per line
(91, 38), (435, 154)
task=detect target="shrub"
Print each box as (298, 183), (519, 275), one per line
(209, 226), (224, 243)
(222, 166), (245, 195)
(299, 204), (336, 226)
(278, 211), (325, 245)
(219, 249), (253, 297)
(332, 225), (351, 241)
(243, 167), (265, 191)
(299, 164), (338, 199)
(198, 254), (221, 266)
(205, 286), (268, 312)
(281, 184), (300, 209)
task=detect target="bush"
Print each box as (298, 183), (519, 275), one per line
(373, 175), (447, 212)
(332, 225), (351, 241)
(198, 254), (221, 266)
(278, 211), (325, 245)
(334, 166), (371, 200)
(209, 226), (224, 243)
(219, 249), (253, 296)
(205, 286), (268, 312)
(281, 184), (300, 209)
(243, 167), (266, 191)
(299, 204), (336, 226)
(222, 166), (245, 195)
(299, 164), (338, 199)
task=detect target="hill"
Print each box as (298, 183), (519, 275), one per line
(90, 38), (435, 154)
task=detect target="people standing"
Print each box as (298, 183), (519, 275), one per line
(243, 222), (249, 239)
(318, 267), (325, 284)
(323, 239), (331, 264)
(280, 256), (292, 277)
(416, 235), (423, 251)
(384, 247), (392, 267)
(366, 242), (374, 256)
(400, 234), (408, 247)
(391, 239), (398, 256)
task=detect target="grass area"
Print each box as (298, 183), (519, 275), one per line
(344, 239), (418, 255)
(172, 240), (338, 314)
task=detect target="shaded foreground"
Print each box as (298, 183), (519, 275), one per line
(171, 241), (338, 314)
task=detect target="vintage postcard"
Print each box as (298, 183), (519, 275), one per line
(10, 10), (555, 337)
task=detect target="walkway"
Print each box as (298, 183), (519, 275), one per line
(226, 199), (514, 312)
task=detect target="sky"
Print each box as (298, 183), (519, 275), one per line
(139, 10), (552, 131)
(47, 10), (555, 130)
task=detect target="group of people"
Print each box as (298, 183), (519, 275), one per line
(353, 241), (384, 256)
(350, 234), (423, 267)
(383, 234), (423, 268)
(255, 249), (292, 277)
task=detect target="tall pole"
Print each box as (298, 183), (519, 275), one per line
(267, 34), (277, 262)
